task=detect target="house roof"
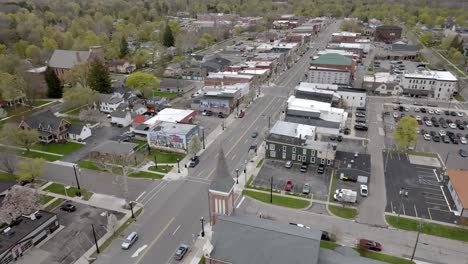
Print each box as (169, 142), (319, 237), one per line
(110, 111), (129, 118)
(22, 110), (64, 131)
(91, 140), (137, 156)
(144, 108), (194, 124)
(448, 169), (468, 208)
(210, 215), (321, 264)
(48, 49), (90, 69)
(160, 79), (191, 89)
(68, 124), (84, 135)
(209, 147), (234, 193)
(391, 44), (418, 52)
(132, 115), (148, 124)
(151, 121), (197, 135)
(311, 53), (352, 67)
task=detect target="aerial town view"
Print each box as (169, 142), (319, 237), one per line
(0, 0), (468, 264)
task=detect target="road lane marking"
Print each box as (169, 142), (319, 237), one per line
(136, 191), (146, 202)
(132, 245), (148, 258)
(134, 217), (175, 264)
(139, 181), (165, 203)
(231, 153), (237, 161)
(172, 225), (181, 236)
(143, 182), (168, 205)
(236, 196), (245, 209)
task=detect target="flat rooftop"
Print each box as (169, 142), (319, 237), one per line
(403, 70), (457, 81)
(144, 108), (194, 124)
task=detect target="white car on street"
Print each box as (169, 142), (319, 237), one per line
(360, 185), (368, 197)
(393, 112), (399, 118)
(415, 108), (420, 112)
(425, 121), (433, 126)
(439, 130), (446, 136)
(415, 116), (422, 121)
(423, 134), (431, 141)
(449, 123), (457, 129)
(457, 112), (464, 117)
(461, 137), (467, 144)
(428, 109), (434, 114)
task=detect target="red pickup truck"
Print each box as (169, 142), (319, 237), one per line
(359, 239), (382, 252)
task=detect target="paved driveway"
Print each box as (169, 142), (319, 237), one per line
(39, 201), (124, 264)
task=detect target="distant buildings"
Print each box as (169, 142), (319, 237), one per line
(309, 53), (355, 85)
(330, 32), (362, 43)
(401, 70), (458, 100)
(447, 169), (468, 219)
(374, 25), (402, 43)
(48, 46), (104, 82)
(295, 82), (367, 108)
(375, 43), (418, 61)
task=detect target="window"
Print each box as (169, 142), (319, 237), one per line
(270, 151), (276, 158)
(282, 152), (286, 159)
(327, 159), (331, 165)
(292, 147), (296, 153)
(302, 148), (307, 155)
(282, 146), (287, 152)
(302, 155), (306, 162)
(292, 154), (296, 160)
(270, 144), (275, 150)
(311, 150), (316, 156)
(297, 155), (301, 161)
(320, 159), (325, 164)
(310, 157), (315, 163)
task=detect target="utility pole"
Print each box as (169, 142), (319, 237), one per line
(270, 175), (273, 203)
(72, 165), (82, 197)
(410, 220), (422, 261)
(91, 224), (100, 254)
(202, 128), (205, 149)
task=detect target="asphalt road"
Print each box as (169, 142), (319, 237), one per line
(93, 21), (342, 264)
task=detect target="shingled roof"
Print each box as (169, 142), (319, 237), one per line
(48, 49), (90, 69)
(209, 147), (235, 193)
(22, 111), (64, 131)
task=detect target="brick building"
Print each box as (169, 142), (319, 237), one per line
(310, 53), (356, 80)
(330, 32), (361, 43)
(374, 25), (402, 43)
(204, 72), (253, 86)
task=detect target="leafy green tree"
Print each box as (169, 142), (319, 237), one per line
(13, 40), (29, 58)
(0, 44), (7, 55)
(0, 73), (27, 102)
(198, 33), (215, 49)
(125, 71), (159, 97)
(119, 36), (129, 59)
(42, 37), (58, 51)
(187, 136), (201, 158)
(25, 45), (42, 64)
(162, 23), (175, 47)
(419, 33), (434, 47)
(17, 158), (45, 182)
(1, 124), (39, 153)
(393, 116), (418, 150)
(88, 60), (112, 93)
(64, 62), (90, 88)
(131, 49), (151, 69)
(63, 86), (99, 109)
(45, 67), (63, 98)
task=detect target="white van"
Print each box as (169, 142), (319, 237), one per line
(121, 231), (138, 249)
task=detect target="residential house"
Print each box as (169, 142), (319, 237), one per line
(447, 169), (468, 219)
(401, 70), (458, 100)
(18, 111), (71, 143)
(132, 103), (147, 115)
(201, 56), (232, 73)
(204, 215), (386, 264)
(68, 124), (92, 142)
(265, 120), (337, 166)
(0, 211), (59, 264)
(145, 96), (168, 112)
(107, 60), (136, 74)
(147, 121), (199, 151)
(100, 94), (124, 113)
(363, 72), (404, 96)
(285, 96), (348, 129)
(110, 111), (134, 127)
(374, 25), (402, 43)
(163, 63), (182, 77)
(48, 46), (103, 82)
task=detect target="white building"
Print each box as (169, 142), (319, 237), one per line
(401, 70), (458, 100)
(110, 111), (133, 127)
(100, 95), (124, 113)
(363, 72), (404, 96)
(309, 67), (351, 85)
(285, 96), (348, 129)
(295, 82), (366, 108)
(68, 124), (92, 141)
(144, 108), (196, 126)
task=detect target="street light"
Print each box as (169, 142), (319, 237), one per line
(91, 224), (100, 254)
(177, 158), (180, 173)
(201, 127), (205, 149)
(235, 169), (239, 184)
(398, 187), (409, 223)
(154, 154), (158, 168)
(73, 165), (82, 197)
(270, 175), (273, 203)
(129, 201), (136, 219)
(200, 217), (205, 237)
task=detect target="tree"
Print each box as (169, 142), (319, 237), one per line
(64, 62), (90, 88)
(126, 71), (159, 97)
(25, 44), (42, 64)
(0, 44), (6, 55)
(187, 136), (202, 158)
(162, 23), (175, 47)
(131, 49), (151, 69)
(419, 33), (434, 47)
(393, 116), (419, 150)
(198, 33), (215, 49)
(106, 213), (118, 236)
(0, 73), (27, 103)
(79, 108), (102, 123)
(119, 36), (129, 59)
(0, 148), (17, 175)
(17, 158), (45, 182)
(63, 86), (99, 109)
(0, 186), (40, 225)
(88, 59), (112, 93)
(448, 48), (465, 65)
(45, 67), (63, 98)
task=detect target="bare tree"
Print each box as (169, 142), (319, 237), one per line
(93, 151), (146, 206)
(0, 186), (40, 225)
(187, 136), (201, 158)
(0, 124), (39, 153)
(0, 148), (17, 175)
(17, 158), (45, 182)
(106, 213), (118, 236)
(79, 107), (102, 123)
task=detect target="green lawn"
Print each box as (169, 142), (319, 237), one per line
(328, 205), (358, 219)
(132, 139), (148, 150)
(454, 95), (465, 102)
(148, 165), (173, 173)
(0, 172), (16, 180)
(17, 151), (62, 161)
(45, 198), (64, 211)
(40, 195), (55, 205)
(129, 171), (164, 179)
(32, 100), (51, 107)
(198, 256), (205, 264)
(78, 160), (104, 171)
(242, 190), (310, 209)
(320, 241), (340, 250)
(256, 158), (264, 168)
(386, 215), (468, 242)
(45, 182), (93, 200)
(357, 249), (415, 264)
(31, 142), (84, 155)
(152, 91), (177, 99)
(148, 150), (185, 164)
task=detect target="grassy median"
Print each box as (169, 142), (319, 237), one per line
(328, 205), (358, 219)
(242, 190), (309, 209)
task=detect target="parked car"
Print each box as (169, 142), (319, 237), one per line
(360, 185), (368, 197)
(428, 109), (434, 114)
(174, 244), (189, 261)
(340, 173), (357, 182)
(354, 124), (368, 131)
(457, 112), (464, 117)
(449, 123), (457, 129)
(251, 131), (258, 138)
(359, 239), (382, 252)
(121, 232), (138, 250)
(393, 112), (399, 118)
(355, 112), (366, 117)
(439, 130), (446, 136)
(435, 109), (441, 115)
(300, 162), (308, 173)
(433, 135), (441, 142)
(420, 108), (426, 113)
(189, 156), (200, 167)
(442, 135), (450, 143)
(425, 121), (432, 126)
(238, 111), (245, 118)
(459, 149), (467, 157)
(285, 160), (292, 169)
(461, 137), (467, 144)
(285, 180), (293, 192)
(302, 183), (310, 195)
(451, 111), (457, 116)
(60, 203), (76, 212)
(337, 135), (343, 142)
(423, 134), (431, 141)
(218, 112), (224, 118)
(344, 128), (350, 135)
(206, 110), (213, 116)
(317, 164), (325, 174)
(445, 110), (450, 115)
(321, 231), (331, 241)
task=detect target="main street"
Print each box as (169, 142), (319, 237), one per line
(94, 21), (342, 264)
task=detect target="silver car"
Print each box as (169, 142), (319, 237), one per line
(302, 183), (310, 195)
(121, 232), (138, 249)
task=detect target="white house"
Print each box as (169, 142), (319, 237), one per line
(68, 124), (92, 141)
(110, 111), (134, 127)
(401, 70), (458, 100)
(100, 95), (124, 113)
(132, 103), (147, 115)
(107, 60), (136, 74)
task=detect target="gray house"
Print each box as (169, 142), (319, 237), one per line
(265, 121), (336, 166)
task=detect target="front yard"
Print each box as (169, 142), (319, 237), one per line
(152, 91), (177, 99)
(31, 142), (84, 155)
(18, 150), (62, 161)
(148, 150), (185, 164)
(45, 182), (93, 200)
(242, 189), (310, 209)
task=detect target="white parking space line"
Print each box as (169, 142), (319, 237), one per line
(425, 196), (446, 201)
(136, 191), (146, 202)
(426, 201), (448, 207)
(378, 127), (384, 136)
(427, 208), (433, 219)
(414, 205), (418, 218)
(236, 196), (246, 209)
(439, 185), (453, 211)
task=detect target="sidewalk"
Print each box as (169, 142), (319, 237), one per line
(180, 223), (213, 264)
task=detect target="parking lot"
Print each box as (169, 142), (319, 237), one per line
(39, 202), (124, 264)
(252, 160), (331, 201)
(333, 152), (371, 204)
(383, 152), (457, 223)
(385, 103), (468, 170)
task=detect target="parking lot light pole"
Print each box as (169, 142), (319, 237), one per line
(91, 224), (100, 254)
(236, 169), (239, 184)
(129, 201), (135, 219)
(398, 187), (409, 223)
(177, 158), (180, 173)
(270, 175), (273, 204)
(72, 165), (82, 197)
(200, 217), (205, 237)
(202, 128), (205, 149)
(154, 155), (158, 168)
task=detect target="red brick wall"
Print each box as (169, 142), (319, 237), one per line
(209, 190), (234, 225)
(375, 28), (402, 43)
(310, 62), (356, 78)
(205, 76), (251, 86)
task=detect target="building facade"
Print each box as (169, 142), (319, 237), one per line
(147, 122), (198, 151)
(308, 67), (351, 85)
(401, 71), (458, 100)
(374, 25), (402, 43)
